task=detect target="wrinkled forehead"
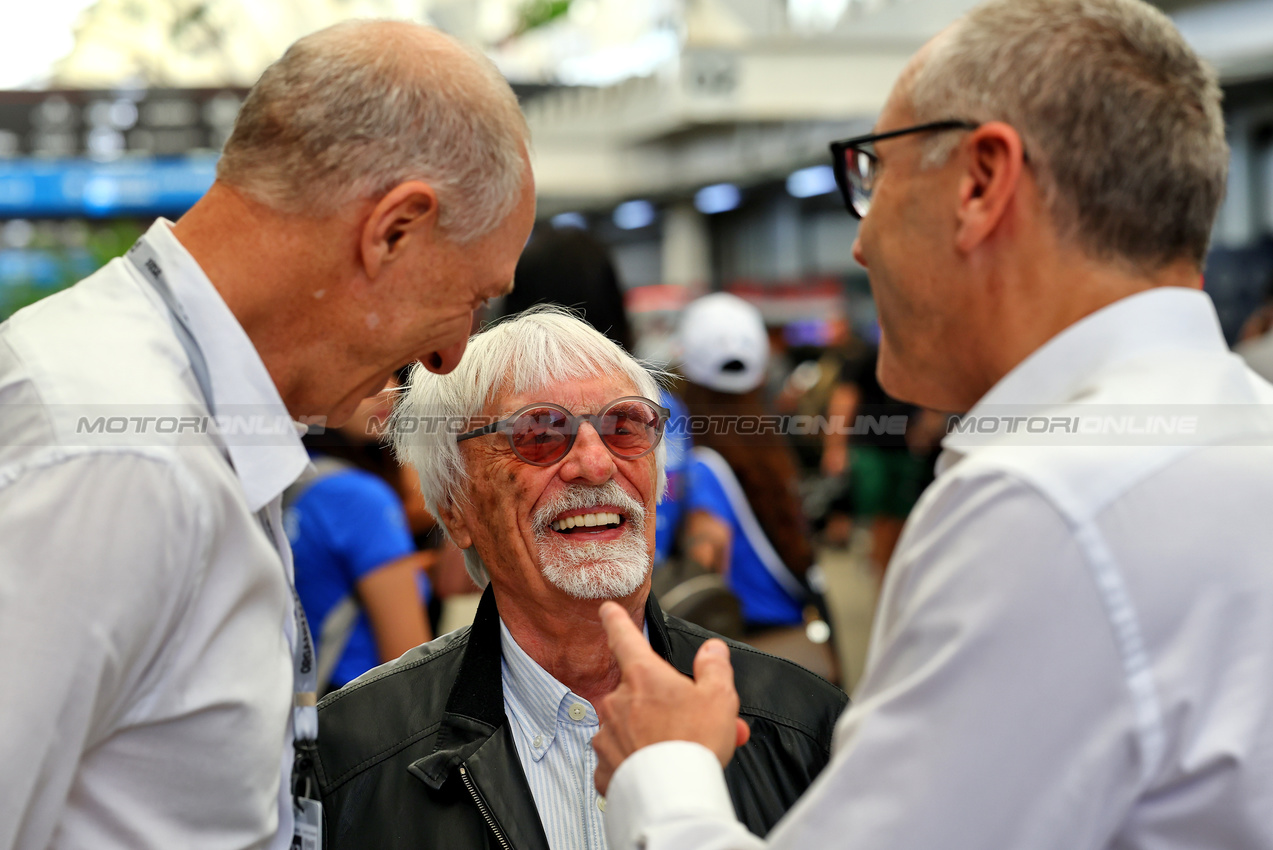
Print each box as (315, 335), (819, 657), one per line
(484, 374), (645, 418)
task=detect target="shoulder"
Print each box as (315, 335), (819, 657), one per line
(1, 261), (208, 454)
(316, 627), (470, 787)
(944, 347), (1273, 525)
(4, 261), (190, 404)
(661, 614), (847, 743)
(307, 467), (398, 505)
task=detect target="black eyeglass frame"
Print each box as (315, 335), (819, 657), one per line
(829, 120), (980, 219)
(456, 396), (671, 467)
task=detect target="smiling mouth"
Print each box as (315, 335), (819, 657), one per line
(550, 512), (625, 534)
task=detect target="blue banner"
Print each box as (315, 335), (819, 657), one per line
(0, 157), (217, 217)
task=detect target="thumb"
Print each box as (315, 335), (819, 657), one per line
(692, 639), (735, 688)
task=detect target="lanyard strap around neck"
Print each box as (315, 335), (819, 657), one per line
(125, 235), (320, 763)
(127, 237), (217, 416)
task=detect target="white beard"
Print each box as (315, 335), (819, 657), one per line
(531, 480), (651, 600)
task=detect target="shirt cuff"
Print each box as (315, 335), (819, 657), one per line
(605, 741), (736, 850)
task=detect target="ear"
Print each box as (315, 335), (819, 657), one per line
(359, 181), (440, 280)
(435, 494), (475, 552)
(954, 121), (1027, 254)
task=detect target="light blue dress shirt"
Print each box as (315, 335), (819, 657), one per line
(500, 619), (610, 850)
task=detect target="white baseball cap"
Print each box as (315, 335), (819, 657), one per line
(678, 293), (769, 394)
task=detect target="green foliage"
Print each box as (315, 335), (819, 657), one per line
(0, 220), (146, 323)
(518, 0), (573, 34)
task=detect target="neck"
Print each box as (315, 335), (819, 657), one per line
(950, 237), (1203, 411)
(494, 584), (649, 705)
(170, 182), (357, 414)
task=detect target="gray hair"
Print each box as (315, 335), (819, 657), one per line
(216, 19), (529, 243)
(908, 0), (1227, 270)
(392, 307), (667, 587)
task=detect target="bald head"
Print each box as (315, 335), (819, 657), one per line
(216, 19), (529, 243)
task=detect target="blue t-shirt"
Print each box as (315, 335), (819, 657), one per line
(685, 447), (806, 627)
(654, 389), (692, 564)
(285, 463), (428, 688)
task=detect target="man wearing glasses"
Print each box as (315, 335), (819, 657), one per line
(593, 1), (1273, 849)
(311, 308), (847, 850)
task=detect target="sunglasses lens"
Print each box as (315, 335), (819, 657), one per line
(510, 407), (571, 464)
(598, 400), (662, 457)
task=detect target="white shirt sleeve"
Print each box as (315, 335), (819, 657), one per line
(0, 450), (207, 850)
(605, 468), (1139, 850)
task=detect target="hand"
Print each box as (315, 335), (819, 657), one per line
(592, 601), (750, 795)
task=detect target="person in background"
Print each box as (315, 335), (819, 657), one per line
(0, 19), (533, 850)
(677, 293), (837, 682)
(286, 379), (432, 695)
(501, 227), (694, 565)
(821, 342), (924, 579)
(1235, 276), (1273, 382)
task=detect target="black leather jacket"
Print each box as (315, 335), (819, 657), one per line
(315, 588), (847, 849)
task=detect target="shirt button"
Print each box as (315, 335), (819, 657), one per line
(568, 703), (587, 722)
(597, 796), (607, 813)
(533, 735), (543, 749)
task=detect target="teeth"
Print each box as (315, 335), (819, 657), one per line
(551, 512), (623, 532)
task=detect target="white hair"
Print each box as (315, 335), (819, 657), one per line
(216, 19), (529, 243)
(392, 307), (667, 587)
(908, 0), (1227, 270)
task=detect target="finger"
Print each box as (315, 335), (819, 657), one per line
(595, 692), (613, 724)
(594, 757), (614, 796)
(691, 638), (736, 690)
(591, 728), (617, 794)
(599, 601), (655, 670)
(735, 717), (751, 749)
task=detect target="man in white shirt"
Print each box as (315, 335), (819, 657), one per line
(0, 20), (534, 850)
(591, 1), (1273, 849)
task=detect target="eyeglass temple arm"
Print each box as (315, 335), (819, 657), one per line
(456, 419), (506, 442)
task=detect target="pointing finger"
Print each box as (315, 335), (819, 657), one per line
(599, 601), (655, 670)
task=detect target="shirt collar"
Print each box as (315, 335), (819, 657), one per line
(938, 287), (1227, 473)
(143, 219), (309, 511)
(498, 615), (649, 763)
(499, 618), (573, 762)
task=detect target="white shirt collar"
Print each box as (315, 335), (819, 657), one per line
(143, 219), (309, 511)
(939, 287), (1228, 472)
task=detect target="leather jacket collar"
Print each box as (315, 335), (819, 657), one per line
(406, 587), (673, 850)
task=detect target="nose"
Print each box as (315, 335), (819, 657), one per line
(558, 423), (616, 486)
(852, 231), (867, 269)
(423, 335), (469, 375)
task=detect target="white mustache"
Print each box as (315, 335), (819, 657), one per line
(530, 480), (646, 537)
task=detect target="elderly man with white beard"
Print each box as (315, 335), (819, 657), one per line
(310, 308), (846, 850)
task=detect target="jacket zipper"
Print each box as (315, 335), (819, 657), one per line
(458, 764), (513, 850)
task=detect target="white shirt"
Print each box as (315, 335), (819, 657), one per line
(1237, 329), (1273, 383)
(0, 220), (310, 850)
(606, 288), (1273, 850)
(500, 619), (609, 850)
